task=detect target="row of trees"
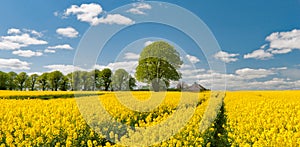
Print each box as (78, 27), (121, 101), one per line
(0, 68), (136, 91)
(1, 41), (197, 92)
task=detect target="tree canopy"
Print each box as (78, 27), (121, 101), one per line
(135, 41), (183, 92)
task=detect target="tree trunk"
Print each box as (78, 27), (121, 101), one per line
(152, 79), (160, 92)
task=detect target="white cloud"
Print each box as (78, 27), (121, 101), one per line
(94, 61), (138, 74)
(7, 28), (21, 34)
(280, 68), (300, 80)
(44, 64), (85, 75)
(47, 44), (73, 50)
(214, 51), (239, 63)
(124, 52), (140, 60)
(144, 41), (154, 47)
(56, 27), (79, 38)
(244, 49), (273, 60)
(0, 33), (47, 50)
(127, 3), (152, 15)
(23, 29), (43, 37)
(98, 14), (134, 25)
(246, 29), (300, 60)
(12, 50), (43, 57)
(235, 68), (275, 79)
(64, 3), (134, 26)
(266, 29), (300, 52)
(267, 48), (292, 54)
(186, 54), (200, 64)
(0, 58), (30, 70)
(64, 3), (103, 26)
(106, 61), (138, 72)
(28, 72), (43, 76)
(44, 49), (56, 53)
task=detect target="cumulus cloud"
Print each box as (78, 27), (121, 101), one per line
(176, 66), (298, 90)
(56, 27), (79, 38)
(44, 64), (85, 75)
(44, 49), (56, 53)
(94, 61), (138, 74)
(144, 41), (154, 47)
(244, 29), (300, 60)
(64, 3), (134, 26)
(266, 29), (300, 53)
(186, 54), (200, 64)
(23, 29), (43, 37)
(214, 51), (239, 63)
(235, 68), (275, 79)
(124, 52), (140, 60)
(7, 28), (21, 34)
(98, 14), (134, 25)
(0, 58), (30, 70)
(127, 3), (152, 15)
(12, 50), (43, 57)
(47, 44), (73, 50)
(0, 30), (47, 50)
(64, 3), (103, 26)
(244, 49), (273, 60)
(280, 68), (300, 80)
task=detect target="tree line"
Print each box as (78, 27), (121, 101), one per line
(0, 68), (136, 91)
(0, 41), (202, 92)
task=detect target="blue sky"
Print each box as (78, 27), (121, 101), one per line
(1, 0), (300, 90)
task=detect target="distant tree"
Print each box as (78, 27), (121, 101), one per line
(15, 72), (28, 91)
(112, 69), (130, 91)
(38, 73), (48, 91)
(7, 71), (17, 90)
(0, 71), (8, 90)
(60, 76), (69, 91)
(66, 73), (74, 91)
(71, 71), (81, 91)
(89, 69), (101, 91)
(80, 71), (90, 91)
(48, 71), (63, 91)
(129, 76), (137, 90)
(26, 74), (39, 91)
(100, 68), (112, 91)
(135, 41), (183, 92)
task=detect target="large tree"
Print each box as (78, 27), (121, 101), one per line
(135, 41), (183, 92)
(48, 71), (63, 91)
(80, 71), (90, 91)
(15, 72), (28, 91)
(7, 71), (17, 90)
(0, 71), (8, 90)
(38, 72), (48, 91)
(100, 68), (112, 91)
(112, 69), (130, 91)
(129, 76), (137, 90)
(26, 74), (39, 91)
(60, 76), (69, 91)
(70, 71), (81, 91)
(89, 69), (101, 91)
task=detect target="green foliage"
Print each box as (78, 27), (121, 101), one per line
(48, 71), (63, 91)
(112, 69), (130, 91)
(38, 72), (49, 91)
(135, 41), (183, 92)
(203, 102), (231, 147)
(60, 76), (69, 91)
(15, 72), (28, 91)
(26, 74), (39, 91)
(0, 71), (8, 90)
(100, 68), (112, 91)
(7, 71), (17, 90)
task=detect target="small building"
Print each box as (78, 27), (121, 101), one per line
(187, 82), (208, 92)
